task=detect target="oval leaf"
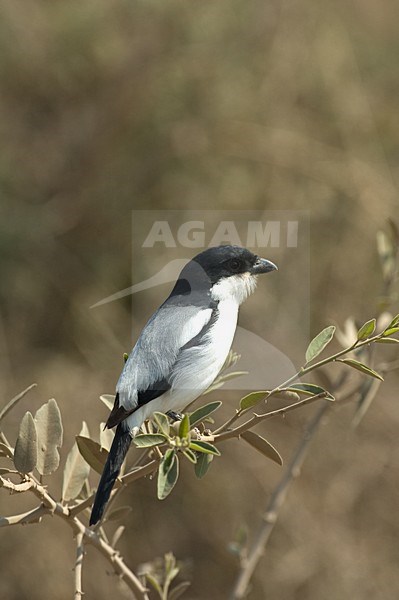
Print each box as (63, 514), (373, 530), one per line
(133, 433), (167, 448)
(383, 326), (399, 337)
(0, 442), (13, 458)
(357, 318), (376, 340)
(337, 359), (384, 381)
(100, 423), (114, 451)
(189, 440), (220, 456)
(153, 412), (170, 436)
(305, 326), (335, 363)
(157, 449), (179, 500)
(286, 383), (335, 401)
(239, 391), (268, 411)
(240, 431), (283, 465)
(169, 581), (191, 600)
(62, 422), (90, 502)
(194, 452), (213, 479)
(182, 448), (197, 464)
(76, 436), (109, 475)
(272, 390), (300, 402)
(179, 414), (190, 439)
(34, 398), (63, 476)
(189, 401), (222, 427)
(100, 394), (115, 411)
(111, 525), (125, 548)
(376, 337), (399, 344)
(387, 313), (399, 329)
(14, 412), (37, 474)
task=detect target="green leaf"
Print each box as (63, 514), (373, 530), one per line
(153, 412), (170, 436)
(100, 394), (115, 411)
(145, 573), (163, 596)
(182, 448), (197, 464)
(163, 553), (180, 593)
(189, 401), (222, 427)
(34, 398), (63, 476)
(0, 442), (13, 458)
(357, 318), (376, 340)
(178, 414), (190, 439)
(383, 326), (399, 337)
(13, 412), (37, 474)
(157, 449), (179, 500)
(376, 337), (399, 344)
(169, 581), (191, 600)
(337, 359), (384, 381)
(133, 433), (167, 448)
(62, 422), (90, 502)
(194, 452), (213, 478)
(305, 326), (336, 363)
(239, 391), (268, 411)
(387, 313), (399, 329)
(76, 436), (109, 475)
(286, 383), (335, 401)
(240, 431), (283, 465)
(189, 440), (220, 456)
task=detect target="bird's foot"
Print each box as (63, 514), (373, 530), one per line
(166, 410), (183, 422)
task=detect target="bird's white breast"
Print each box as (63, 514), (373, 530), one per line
(168, 297), (239, 397)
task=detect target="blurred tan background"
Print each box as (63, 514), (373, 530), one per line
(1, 1), (399, 599)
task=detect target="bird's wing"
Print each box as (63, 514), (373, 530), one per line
(106, 304), (215, 428)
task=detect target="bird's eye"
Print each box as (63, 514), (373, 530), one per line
(228, 258), (241, 271)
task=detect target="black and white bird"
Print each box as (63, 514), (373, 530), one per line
(90, 245), (277, 525)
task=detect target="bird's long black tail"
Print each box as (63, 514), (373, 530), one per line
(90, 424), (132, 526)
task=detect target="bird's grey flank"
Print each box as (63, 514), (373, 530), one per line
(90, 245), (277, 526)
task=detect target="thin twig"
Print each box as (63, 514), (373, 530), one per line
(230, 402), (330, 599)
(216, 331), (384, 437)
(74, 532), (84, 600)
(0, 468), (150, 600)
(0, 505), (50, 527)
(212, 392), (330, 444)
(69, 459), (158, 518)
(0, 383), (37, 423)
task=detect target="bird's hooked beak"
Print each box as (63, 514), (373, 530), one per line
(250, 257), (278, 274)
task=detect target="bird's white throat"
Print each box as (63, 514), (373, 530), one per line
(211, 272), (258, 305)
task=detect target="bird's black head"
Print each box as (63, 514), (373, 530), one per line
(171, 245), (277, 305)
(192, 245), (277, 283)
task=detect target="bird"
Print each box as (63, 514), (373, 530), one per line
(90, 245), (277, 525)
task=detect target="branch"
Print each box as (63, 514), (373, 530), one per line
(69, 459), (158, 518)
(74, 532), (84, 600)
(230, 401), (330, 599)
(215, 330), (385, 437)
(0, 471), (150, 600)
(212, 392), (330, 444)
(0, 505), (50, 527)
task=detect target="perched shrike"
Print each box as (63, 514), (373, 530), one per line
(90, 245), (277, 525)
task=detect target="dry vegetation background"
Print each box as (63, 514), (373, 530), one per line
(1, 1), (399, 599)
